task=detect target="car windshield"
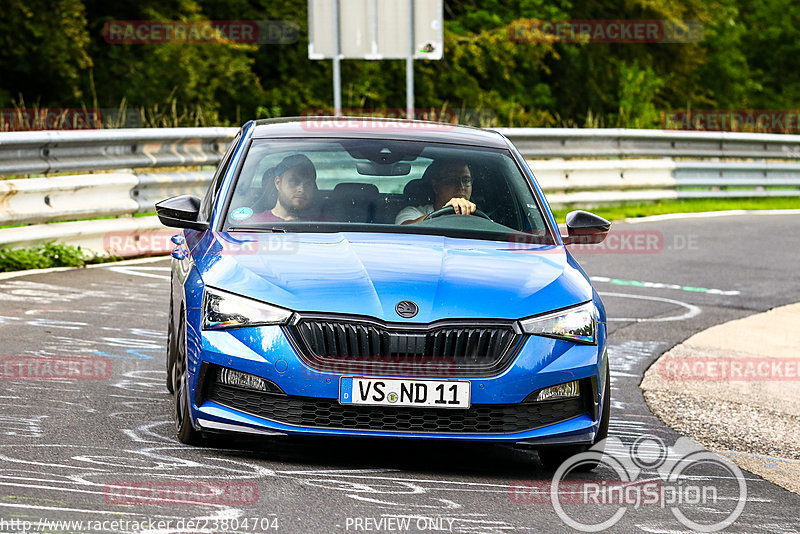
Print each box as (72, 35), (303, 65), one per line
(222, 138), (555, 244)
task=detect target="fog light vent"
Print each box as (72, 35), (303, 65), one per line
(534, 380), (581, 402)
(218, 367), (269, 392)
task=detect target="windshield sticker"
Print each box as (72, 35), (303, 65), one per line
(230, 207), (253, 221)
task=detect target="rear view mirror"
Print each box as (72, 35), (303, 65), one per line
(156, 195), (209, 231)
(357, 161), (411, 176)
(562, 210), (611, 245)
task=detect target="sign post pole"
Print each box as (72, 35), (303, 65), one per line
(308, 0), (442, 118)
(406, 0), (414, 120)
(333, 0), (342, 116)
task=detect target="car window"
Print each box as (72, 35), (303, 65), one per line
(221, 138), (554, 243)
(199, 132), (240, 222)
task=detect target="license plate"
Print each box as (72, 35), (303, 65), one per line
(339, 377), (471, 409)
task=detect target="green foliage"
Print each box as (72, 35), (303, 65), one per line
(551, 196), (800, 222)
(0, 247), (54, 271)
(0, 0), (92, 104)
(0, 0), (797, 129)
(0, 243), (85, 272)
(616, 61), (665, 128)
(0, 242), (116, 272)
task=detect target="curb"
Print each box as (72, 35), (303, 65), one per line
(641, 302), (800, 494)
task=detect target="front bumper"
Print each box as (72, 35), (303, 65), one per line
(186, 320), (608, 443)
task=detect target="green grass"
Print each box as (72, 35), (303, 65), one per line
(550, 196), (800, 222)
(1, 212), (157, 230)
(0, 243), (119, 273)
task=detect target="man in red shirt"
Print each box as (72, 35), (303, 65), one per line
(253, 154), (320, 222)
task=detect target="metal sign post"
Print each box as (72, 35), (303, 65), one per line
(333, 0), (342, 116)
(308, 0), (443, 118)
(406, 0), (414, 120)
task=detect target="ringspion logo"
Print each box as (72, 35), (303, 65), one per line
(510, 435), (747, 532)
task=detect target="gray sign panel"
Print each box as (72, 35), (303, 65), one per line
(309, 0), (443, 60)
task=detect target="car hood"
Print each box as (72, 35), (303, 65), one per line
(195, 232), (592, 323)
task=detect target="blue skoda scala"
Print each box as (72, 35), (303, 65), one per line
(156, 117), (612, 470)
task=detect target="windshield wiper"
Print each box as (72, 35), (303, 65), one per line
(227, 226), (286, 233)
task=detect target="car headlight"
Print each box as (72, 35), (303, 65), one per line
(519, 301), (596, 344)
(203, 287), (292, 330)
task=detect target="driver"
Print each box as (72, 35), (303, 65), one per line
(395, 160), (477, 224)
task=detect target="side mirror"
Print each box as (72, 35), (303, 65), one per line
(562, 210), (611, 245)
(155, 195), (209, 231)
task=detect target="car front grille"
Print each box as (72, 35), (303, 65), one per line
(208, 384), (586, 434)
(286, 316), (521, 377)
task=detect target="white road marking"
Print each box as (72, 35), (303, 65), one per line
(591, 276), (740, 296)
(347, 493), (462, 509)
(624, 208), (800, 224)
(106, 266), (171, 280)
(600, 292), (701, 322)
(0, 501), (137, 515)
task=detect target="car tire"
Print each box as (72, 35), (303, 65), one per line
(537, 368), (611, 472)
(174, 308), (202, 445)
(166, 294), (176, 394)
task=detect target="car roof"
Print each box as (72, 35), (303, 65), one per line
(249, 117), (509, 148)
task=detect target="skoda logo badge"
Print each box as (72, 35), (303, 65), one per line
(395, 300), (418, 318)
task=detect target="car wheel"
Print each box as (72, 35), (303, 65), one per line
(166, 294), (176, 394)
(537, 368), (611, 472)
(174, 308), (202, 445)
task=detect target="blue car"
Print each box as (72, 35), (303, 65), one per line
(156, 117), (611, 469)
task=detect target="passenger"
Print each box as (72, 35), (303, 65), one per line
(395, 160), (477, 225)
(252, 154), (319, 222)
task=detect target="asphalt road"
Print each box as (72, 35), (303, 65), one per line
(1, 212), (799, 534)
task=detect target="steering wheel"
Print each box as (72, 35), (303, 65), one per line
(424, 205), (492, 221)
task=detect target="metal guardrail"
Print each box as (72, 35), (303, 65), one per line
(5, 127), (800, 178)
(0, 127), (236, 176)
(499, 128), (800, 159)
(132, 171), (214, 212)
(1, 126), (799, 257)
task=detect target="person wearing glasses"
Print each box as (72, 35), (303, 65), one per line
(395, 160), (477, 225)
